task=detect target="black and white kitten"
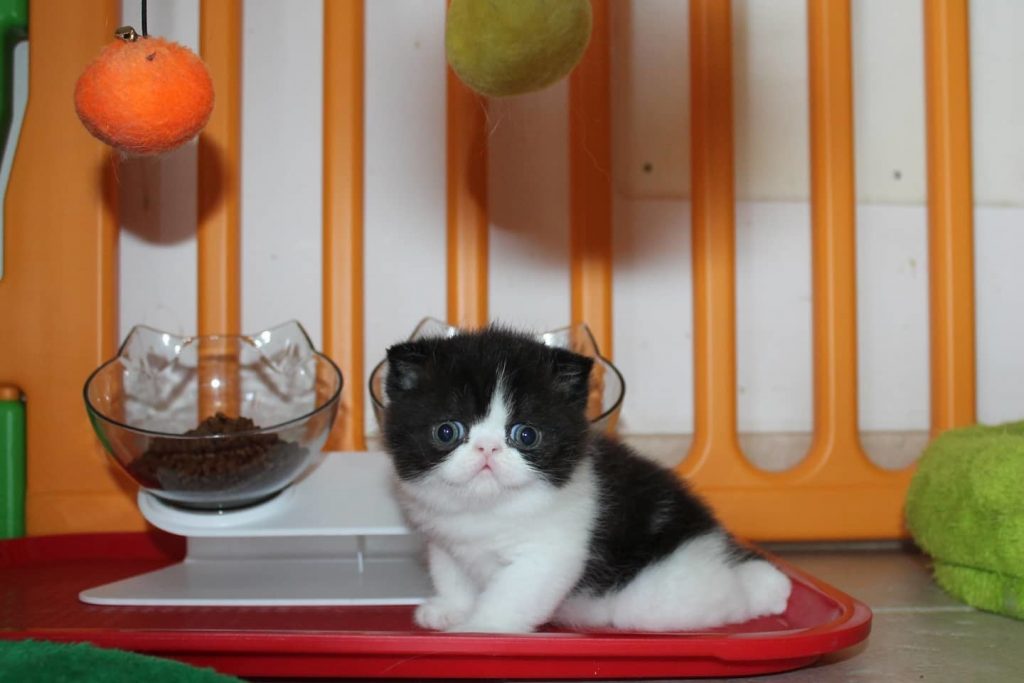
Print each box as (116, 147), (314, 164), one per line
(383, 328), (791, 634)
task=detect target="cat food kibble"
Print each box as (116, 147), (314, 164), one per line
(129, 412), (308, 496)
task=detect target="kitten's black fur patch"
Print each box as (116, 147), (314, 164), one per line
(576, 435), (720, 594)
(382, 327), (750, 597)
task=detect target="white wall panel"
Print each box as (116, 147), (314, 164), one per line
(363, 0), (448, 433)
(971, 0), (1024, 206)
(488, 82), (571, 333)
(976, 206), (1024, 424)
(852, 0), (926, 205)
(611, 0), (689, 199)
(736, 201), (813, 433)
(856, 204), (930, 431)
(612, 198), (694, 434)
(118, 0), (199, 337)
(241, 0), (324, 343)
(733, 0), (809, 202)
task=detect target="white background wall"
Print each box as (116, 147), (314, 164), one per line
(7, 0), (1019, 440)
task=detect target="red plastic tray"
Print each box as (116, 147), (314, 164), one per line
(0, 532), (870, 679)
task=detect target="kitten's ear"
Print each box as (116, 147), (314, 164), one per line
(386, 340), (430, 397)
(550, 347), (594, 408)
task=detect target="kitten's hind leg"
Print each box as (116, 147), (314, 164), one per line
(415, 543), (478, 631)
(606, 532), (792, 631)
(553, 592), (614, 629)
(736, 556), (792, 618)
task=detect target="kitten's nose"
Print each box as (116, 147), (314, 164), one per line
(474, 440), (502, 457)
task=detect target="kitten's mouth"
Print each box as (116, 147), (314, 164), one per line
(440, 468), (529, 493)
(466, 460), (510, 486)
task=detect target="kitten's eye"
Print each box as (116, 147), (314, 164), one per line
(433, 421), (465, 448)
(509, 423), (541, 450)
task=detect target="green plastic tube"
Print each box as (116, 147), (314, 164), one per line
(1, 387), (24, 538)
(0, 1), (27, 538)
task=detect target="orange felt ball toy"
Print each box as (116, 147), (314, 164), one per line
(75, 31), (214, 155)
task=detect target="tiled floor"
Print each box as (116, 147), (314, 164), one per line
(698, 544), (1024, 683)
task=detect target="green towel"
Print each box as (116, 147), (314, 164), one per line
(0, 640), (241, 683)
(905, 421), (1024, 620)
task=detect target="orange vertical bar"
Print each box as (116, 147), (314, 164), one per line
(0, 0), (142, 533)
(682, 0), (746, 478)
(197, 0), (242, 419)
(446, 61), (488, 328)
(198, 0), (241, 336)
(323, 0), (365, 451)
(923, 0), (976, 435)
(678, 0), (914, 540)
(569, 0), (613, 356)
(802, 0), (867, 474)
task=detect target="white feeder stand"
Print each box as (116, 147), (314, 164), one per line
(79, 452), (433, 606)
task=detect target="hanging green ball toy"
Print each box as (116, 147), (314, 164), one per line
(446, 0), (593, 98)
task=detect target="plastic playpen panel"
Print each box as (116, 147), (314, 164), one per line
(0, 0), (976, 540)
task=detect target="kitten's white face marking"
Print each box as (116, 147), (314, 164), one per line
(429, 379), (539, 496)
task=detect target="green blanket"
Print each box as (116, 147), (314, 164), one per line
(0, 640), (240, 683)
(905, 421), (1024, 620)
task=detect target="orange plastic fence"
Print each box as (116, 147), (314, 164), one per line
(446, 39), (488, 330)
(678, 0), (915, 541)
(195, 0), (242, 421)
(322, 0), (365, 451)
(685, 0), (742, 486)
(569, 0), (613, 356)
(923, 0), (976, 436)
(1, 0), (979, 540)
(0, 0), (136, 535)
(197, 0), (241, 339)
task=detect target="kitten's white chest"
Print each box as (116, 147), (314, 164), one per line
(398, 462), (598, 587)
(432, 511), (532, 584)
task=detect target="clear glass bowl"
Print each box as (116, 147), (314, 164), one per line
(368, 317), (625, 433)
(84, 321), (343, 511)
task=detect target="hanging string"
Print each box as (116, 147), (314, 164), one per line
(141, 0), (148, 37)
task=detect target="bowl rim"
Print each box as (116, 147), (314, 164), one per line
(367, 320), (626, 425)
(83, 322), (344, 440)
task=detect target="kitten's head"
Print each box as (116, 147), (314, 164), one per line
(382, 327), (594, 500)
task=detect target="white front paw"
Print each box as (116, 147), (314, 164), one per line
(415, 598), (470, 631)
